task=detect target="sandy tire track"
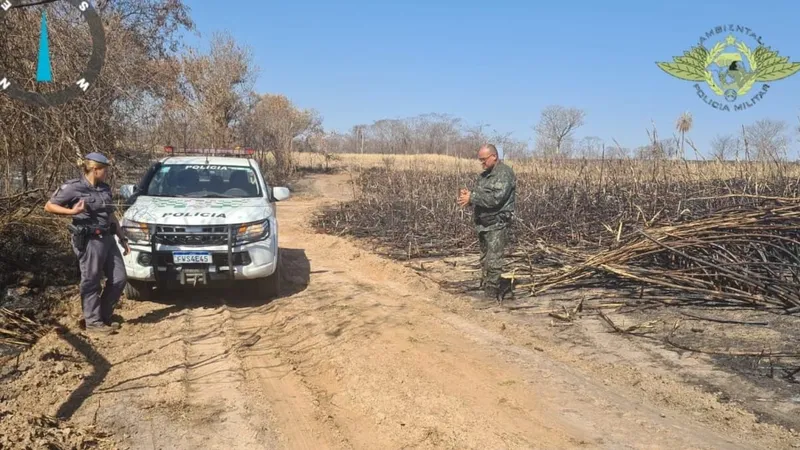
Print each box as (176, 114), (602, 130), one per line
(226, 301), (354, 450)
(178, 300), (268, 448)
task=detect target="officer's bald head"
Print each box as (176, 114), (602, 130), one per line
(480, 144), (498, 157)
(478, 144), (499, 170)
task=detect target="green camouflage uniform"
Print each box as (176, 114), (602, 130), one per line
(469, 160), (516, 296)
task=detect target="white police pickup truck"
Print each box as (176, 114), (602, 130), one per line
(117, 147), (290, 300)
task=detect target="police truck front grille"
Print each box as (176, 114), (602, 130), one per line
(153, 226), (229, 246)
(149, 224), (244, 282)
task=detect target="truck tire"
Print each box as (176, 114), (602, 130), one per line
(254, 256), (281, 299)
(124, 280), (153, 301)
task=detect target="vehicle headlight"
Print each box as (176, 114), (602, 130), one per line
(235, 219), (270, 244)
(122, 218), (150, 243)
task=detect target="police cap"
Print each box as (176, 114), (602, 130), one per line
(84, 152), (110, 165)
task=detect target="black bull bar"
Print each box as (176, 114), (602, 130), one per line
(121, 224), (237, 284)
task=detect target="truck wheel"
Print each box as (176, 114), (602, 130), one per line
(124, 280), (153, 301)
(254, 258), (281, 299)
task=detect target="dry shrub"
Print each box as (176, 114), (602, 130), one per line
(0, 201), (76, 291)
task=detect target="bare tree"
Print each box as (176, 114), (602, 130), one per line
(607, 146), (629, 160)
(636, 123), (670, 160)
(321, 131), (349, 154)
(533, 105), (586, 156)
(243, 94), (321, 182)
(796, 116), (800, 146)
(743, 119), (790, 161)
(607, 139), (630, 159)
(181, 32), (257, 148)
(489, 131), (528, 160)
(351, 125), (367, 154)
(423, 114), (461, 156)
(392, 119), (415, 155)
(710, 134), (740, 161)
(635, 139), (674, 160)
(462, 122), (492, 156)
(577, 136), (604, 159)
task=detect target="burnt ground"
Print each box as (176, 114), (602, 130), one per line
(412, 254), (800, 434)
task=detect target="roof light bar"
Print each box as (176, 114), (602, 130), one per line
(161, 147), (255, 157)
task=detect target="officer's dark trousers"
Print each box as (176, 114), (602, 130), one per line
(72, 233), (127, 327)
(478, 226), (508, 292)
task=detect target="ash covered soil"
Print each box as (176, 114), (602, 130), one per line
(2, 172), (799, 449)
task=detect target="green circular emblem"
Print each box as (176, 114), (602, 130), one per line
(656, 26), (800, 112)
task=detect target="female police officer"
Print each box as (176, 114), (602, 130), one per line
(44, 152), (131, 335)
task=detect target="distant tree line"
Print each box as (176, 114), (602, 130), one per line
(304, 105), (799, 162)
(304, 114), (529, 160)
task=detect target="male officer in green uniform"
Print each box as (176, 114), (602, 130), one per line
(458, 144), (516, 299)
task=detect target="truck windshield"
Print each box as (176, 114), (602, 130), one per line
(143, 164), (262, 198)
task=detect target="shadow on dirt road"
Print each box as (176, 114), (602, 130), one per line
(123, 246), (310, 326)
(52, 326), (111, 420)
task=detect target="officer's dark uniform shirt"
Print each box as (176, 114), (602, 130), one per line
(49, 177), (115, 229)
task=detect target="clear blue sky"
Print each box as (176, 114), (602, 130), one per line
(181, 0), (800, 158)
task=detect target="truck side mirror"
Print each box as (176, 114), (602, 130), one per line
(120, 184), (136, 200)
(272, 187), (290, 201)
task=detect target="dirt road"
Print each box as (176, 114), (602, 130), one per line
(8, 173), (796, 449)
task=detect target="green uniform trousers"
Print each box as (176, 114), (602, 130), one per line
(478, 226), (508, 293)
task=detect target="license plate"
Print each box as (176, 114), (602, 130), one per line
(173, 251), (212, 264)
